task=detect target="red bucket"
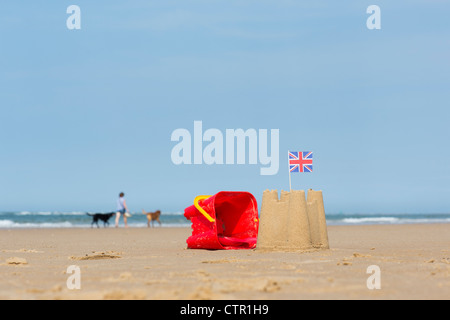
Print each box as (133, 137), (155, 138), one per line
(184, 191), (259, 250)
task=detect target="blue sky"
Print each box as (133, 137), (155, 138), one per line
(0, 1), (449, 214)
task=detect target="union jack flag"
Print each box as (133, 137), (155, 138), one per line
(289, 151), (313, 173)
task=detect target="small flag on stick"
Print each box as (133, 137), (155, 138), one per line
(288, 151), (313, 191)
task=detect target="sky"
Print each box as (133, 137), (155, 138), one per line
(0, 1), (449, 214)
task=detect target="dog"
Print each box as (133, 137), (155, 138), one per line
(87, 212), (115, 228)
(142, 210), (161, 227)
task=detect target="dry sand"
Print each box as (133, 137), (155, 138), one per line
(0, 224), (449, 300)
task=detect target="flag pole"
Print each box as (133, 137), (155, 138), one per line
(288, 151), (292, 192)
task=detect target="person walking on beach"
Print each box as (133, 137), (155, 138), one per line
(115, 192), (129, 228)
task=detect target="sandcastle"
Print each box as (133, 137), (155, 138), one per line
(256, 189), (329, 251)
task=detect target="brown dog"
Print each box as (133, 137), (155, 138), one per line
(142, 210), (161, 227)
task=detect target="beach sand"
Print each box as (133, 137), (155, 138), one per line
(0, 224), (448, 300)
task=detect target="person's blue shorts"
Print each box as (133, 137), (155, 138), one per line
(118, 209), (126, 215)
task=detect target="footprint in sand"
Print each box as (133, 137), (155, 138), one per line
(69, 251), (122, 261)
(201, 259), (236, 264)
(5, 257), (28, 265)
(2, 249), (43, 253)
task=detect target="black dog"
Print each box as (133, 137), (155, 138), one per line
(86, 212), (115, 228)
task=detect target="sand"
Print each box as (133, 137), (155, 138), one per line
(0, 224), (449, 300)
(257, 189), (329, 250)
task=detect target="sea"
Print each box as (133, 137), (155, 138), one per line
(0, 211), (449, 229)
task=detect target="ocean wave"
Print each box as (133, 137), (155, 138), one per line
(13, 211), (87, 216)
(0, 220), (15, 228)
(396, 218), (450, 224)
(341, 217), (400, 224)
(329, 216), (450, 225)
(8, 211), (185, 216)
(0, 219), (189, 229)
(0, 211), (449, 228)
(160, 211), (184, 216)
(0, 219), (76, 228)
